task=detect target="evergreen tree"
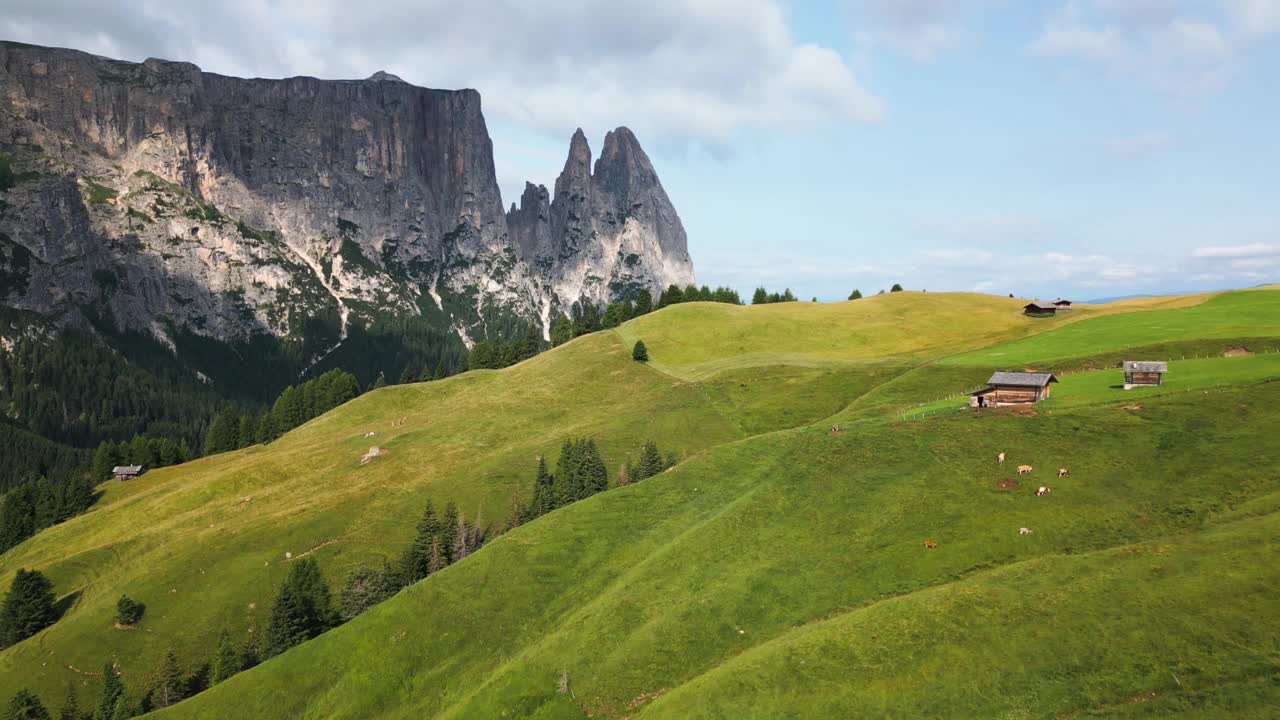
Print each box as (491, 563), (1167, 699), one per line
(107, 696), (128, 720)
(601, 302), (625, 329)
(202, 409), (240, 456)
(439, 502), (460, 566)
(57, 685), (80, 720)
(550, 316), (574, 347)
(580, 303), (602, 334)
(782, 288), (797, 302)
(254, 411), (277, 444)
(236, 415), (254, 449)
(90, 442), (117, 482)
(657, 284), (684, 308)
(288, 558), (336, 630)
(633, 291), (653, 316)
(432, 360), (447, 381)
(401, 500), (441, 583)
(152, 649), (185, 709)
(0, 569), (58, 649)
(632, 340), (649, 362)
(529, 457), (555, 518)
(635, 441), (665, 482)
(891, 283), (904, 292)
(848, 289), (862, 300)
(337, 565), (398, 622)
(264, 582), (310, 658)
(751, 287), (769, 305)
(370, 373), (387, 391)
(210, 629), (241, 684)
(114, 596), (144, 626)
(5, 690), (50, 720)
(94, 663), (123, 720)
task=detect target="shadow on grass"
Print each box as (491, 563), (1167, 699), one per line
(54, 590), (82, 621)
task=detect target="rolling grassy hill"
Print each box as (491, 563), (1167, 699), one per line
(3, 288), (1279, 718)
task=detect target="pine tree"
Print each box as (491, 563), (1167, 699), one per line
(202, 409), (241, 456)
(550, 316), (574, 346)
(439, 502), (459, 566)
(114, 596), (144, 626)
(94, 663), (123, 720)
(152, 649), (185, 708)
(107, 696), (128, 720)
(633, 291), (653, 316)
(210, 629), (241, 684)
(0, 569), (57, 649)
(337, 565), (398, 622)
(657, 284), (684, 308)
(264, 582), (310, 658)
(632, 340), (648, 362)
(370, 373), (387, 391)
(891, 283), (904, 292)
(287, 558), (336, 630)
(751, 287), (769, 305)
(848, 289), (862, 300)
(601, 302), (625, 329)
(529, 457), (555, 518)
(58, 685), (80, 720)
(90, 442), (117, 482)
(236, 415), (254, 449)
(398, 364), (416, 384)
(5, 689), (50, 720)
(432, 360), (447, 381)
(401, 500), (440, 583)
(635, 441), (664, 482)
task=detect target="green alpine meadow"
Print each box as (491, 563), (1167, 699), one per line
(2, 287), (1278, 718)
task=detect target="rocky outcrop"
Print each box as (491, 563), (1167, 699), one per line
(507, 127), (694, 313)
(0, 41), (693, 359)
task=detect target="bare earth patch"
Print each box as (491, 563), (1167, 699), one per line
(1223, 347), (1253, 357)
(1121, 404), (1145, 411)
(359, 446), (387, 465)
(996, 479), (1019, 489)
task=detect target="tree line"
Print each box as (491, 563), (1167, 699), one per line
(201, 369), (362, 456)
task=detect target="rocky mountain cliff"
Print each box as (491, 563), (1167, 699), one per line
(0, 42), (694, 374)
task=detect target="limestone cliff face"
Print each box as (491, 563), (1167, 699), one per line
(507, 128), (695, 317)
(0, 42), (693, 357)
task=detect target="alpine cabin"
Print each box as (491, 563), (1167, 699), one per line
(1123, 361), (1168, 389)
(112, 465), (144, 481)
(970, 372), (1059, 407)
(1023, 303), (1056, 316)
(1053, 299), (1073, 310)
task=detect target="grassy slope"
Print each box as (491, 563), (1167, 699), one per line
(143, 287), (1280, 719)
(0, 292), (1039, 706)
(5, 288), (1279, 716)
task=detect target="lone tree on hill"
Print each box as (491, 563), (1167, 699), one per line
(5, 689), (50, 720)
(891, 283), (904, 292)
(632, 340), (649, 362)
(0, 569), (58, 649)
(848, 289), (862, 300)
(115, 596), (145, 626)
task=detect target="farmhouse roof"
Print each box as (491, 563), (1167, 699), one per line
(1023, 303), (1055, 311)
(112, 465), (143, 474)
(1053, 299), (1072, 305)
(986, 372), (1058, 387)
(1123, 361), (1168, 373)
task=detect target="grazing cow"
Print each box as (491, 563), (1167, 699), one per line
(1036, 486), (1051, 496)
(1019, 527), (1033, 535)
(924, 540), (938, 549)
(998, 452), (1006, 465)
(1017, 465), (1033, 475)
(1058, 468), (1069, 477)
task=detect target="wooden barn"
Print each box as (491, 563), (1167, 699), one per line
(112, 465), (144, 481)
(970, 372), (1059, 407)
(1123, 361), (1168, 389)
(1053, 299), (1073, 310)
(1023, 303), (1056, 316)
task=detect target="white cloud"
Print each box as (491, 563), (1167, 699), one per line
(0, 0), (882, 152)
(1191, 242), (1280, 259)
(1026, 1), (1245, 95)
(850, 0), (985, 61)
(1225, 0), (1280, 36)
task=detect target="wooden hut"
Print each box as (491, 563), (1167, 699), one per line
(1023, 303), (1056, 316)
(969, 372), (1059, 407)
(1123, 361), (1167, 389)
(112, 465), (144, 481)
(1053, 299), (1073, 310)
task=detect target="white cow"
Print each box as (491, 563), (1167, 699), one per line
(998, 452), (1006, 465)
(1036, 486), (1051, 496)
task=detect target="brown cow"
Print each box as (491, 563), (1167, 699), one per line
(1017, 465), (1033, 475)
(923, 540), (938, 549)
(1036, 486), (1051, 496)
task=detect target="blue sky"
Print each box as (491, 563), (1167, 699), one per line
(5, 0), (1278, 300)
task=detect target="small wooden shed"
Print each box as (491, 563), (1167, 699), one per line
(1023, 303), (1056, 316)
(1053, 299), (1073, 310)
(112, 465), (144, 481)
(1123, 361), (1167, 389)
(970, 372), (1059, 407)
